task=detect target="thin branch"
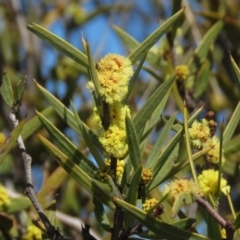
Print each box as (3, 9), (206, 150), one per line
(195, 195), (235, 240)
(9, 103), (70, 240)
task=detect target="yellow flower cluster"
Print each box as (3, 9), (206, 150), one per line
(142, 198), (158, 212)
(98, 159), (125, 182)
(0, 184), (10, 211)
(175, 65), (189, 81)
(198, 169), (230, 197)
(188, 118), (225, 165)
(162, 178), (199, 204)
(90, 54), (133, 159)
(23, 225), (42, 240)
(96, 54), (133, 104)
(100, 125), (127, 158)
(0, 132), (5, 145)
(141, 168), (153, 185)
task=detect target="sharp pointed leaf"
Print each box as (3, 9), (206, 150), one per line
(0, 72), (14, 107)
(223, 102), (240, 146)
(128, 8), (184, 64)
(124, 165), (143, 229)
(93, 198), (110, 232)
(70, 101), (104, 167)
(230, 55), (240, 96)
(36, 109), (97, 177)
(126, 115), (142, 171)
(27, 23), (88, 67)
(35, 81), (101, 147)
(133, 74), (175, 139)
(36, 133), (114, 209)
(146, 113), (177, 168)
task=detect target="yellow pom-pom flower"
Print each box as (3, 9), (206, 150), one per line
(100, 125), (127, 158)
(203, 136), (225, 165)
(198, 169), (230, 197)
(141, 168), (153, 185)
(0, 184), (10, 211)
(162, 178), (199, 204)
(23, 225), (42, 240)
(189, 119), (210, 148)
(175, 65), (189, 81)
(96, 54), (133, 104)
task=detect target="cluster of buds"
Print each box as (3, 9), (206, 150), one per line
(140, 167), (153, 185)
(142, 198), (159, 212)
(98, 159), (125, 182)
(175, 65), (189, 81)
(188, 117), (225, 165)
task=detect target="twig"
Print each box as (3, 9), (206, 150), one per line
(195, 195), (235, 240)
(9, 103), (70, 240)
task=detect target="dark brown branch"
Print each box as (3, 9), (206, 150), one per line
(195, 195), (235, 240)
(9, 103), (70, 240)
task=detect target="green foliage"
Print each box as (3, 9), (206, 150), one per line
(1, 2), (240, 240)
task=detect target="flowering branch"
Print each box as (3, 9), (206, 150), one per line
(9, 102), (69, 240)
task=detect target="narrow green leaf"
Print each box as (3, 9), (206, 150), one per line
(15, 73), (27, 108)
(36, 133), (114, 209)
(146, 113), (177, 168)
(21, 106), (54, 140)
(123, 52), (147, 104)
(0, 118), (26, 164)
(216, 123), (224, 196)
(37, 166), (68, 208)
(235, 212), (240, 229)
(184, 103), (198, 185)
(141, 89), (170, 142)
(194, 20), (224, 62)
(70, 101), (104, 167)
(128, 8), (184, 64)
(124, 165), (143, 229)
(0, 72), (14, 107)
(93, 198), (110, 232)
(148, 107), (205, 189)
(45, 200), (56, 226)
(5, 197), (32, 214)
(194, 60), (212, 98)
(36, 110), (97, 177)
(85, 41), (102, 108)
(27, 23), (88, 67)
(171, 193), (194, 218)
(139, 218), (196, 239)
(148, 141), (179, 191)
(113, 25), (158, 65)
(133, 74), (175, 139)
(35, 81), (101, 147)
(223, 101), (240, 146)
(230, 55), (240, 95)
(126, 115), (142, 171)
(200, 206), (221, 240)
(114, 197), (209, 240)
(106, 175), (123, 199)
